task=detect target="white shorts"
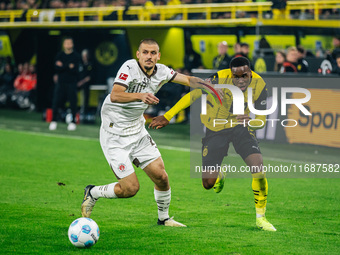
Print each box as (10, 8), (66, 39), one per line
(100, 127), (161, 179)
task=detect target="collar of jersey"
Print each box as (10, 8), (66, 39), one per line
(137, 61), (158, 78)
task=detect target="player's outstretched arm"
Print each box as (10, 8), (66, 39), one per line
(149, 90), (202, 129)
(247, 83), (267, 130)
(172, 73), (212, 90)
(110, 83), (159, 105)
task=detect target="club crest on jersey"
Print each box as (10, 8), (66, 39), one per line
(203, 146), (208, 157)
(118, 163), (126, 172)
(119, 73), (128, 81)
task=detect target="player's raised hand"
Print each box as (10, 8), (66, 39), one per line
(140, 93), (159, 105)
(149, 115), (169, 129)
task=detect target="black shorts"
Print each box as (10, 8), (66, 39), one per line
(202, 125), (261, 167)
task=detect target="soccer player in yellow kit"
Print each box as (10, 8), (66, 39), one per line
(150, 57), (276, 231)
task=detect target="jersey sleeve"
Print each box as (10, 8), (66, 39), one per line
(254, 84), (267, 111)
(113, 62), (133, 88)
(164, 89), (202, 121)
(250, 83), (268, 131)
(164, 65), (177, 82)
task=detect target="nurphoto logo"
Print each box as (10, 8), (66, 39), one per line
(200, 84), (311, 128)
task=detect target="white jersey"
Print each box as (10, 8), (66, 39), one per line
(101, 59), (177, 136)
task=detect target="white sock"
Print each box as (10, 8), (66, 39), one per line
(154, 188), (171, 221)
(91, 183), (118, 199)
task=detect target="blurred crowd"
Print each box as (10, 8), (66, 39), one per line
(0, 0), (261, 11)
(0, 0), (339, 21)
(256, 36), (340, 74)
(0, 58), (37, 109)
(181, 35), (340, 75)
(0, 0), (261, 10)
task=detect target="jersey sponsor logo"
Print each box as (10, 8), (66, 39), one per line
(118, 163), (126, 172)
(119, 73), (128, 81)
(127, 78), (149, 93)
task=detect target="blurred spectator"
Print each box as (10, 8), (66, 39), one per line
(80, 0), (89, 8)
(315, 48), (325, 58)
(11, 62), (37, 109)
(166, 0), (181, 20)
(212, 41), (231, 70)
(274, 50), (286, 72)
(231, 42), (242, 59)
(78, 49), (93, 115)
(332, 54), (340, 75)
(103, 0), (131, 21)
(271, 0), (287, 20)
(27, 0), (40, 9)
(0, 1), (7, 10)
(296, 46), (309, 72)
(331, 36), (340, 62)
(240, 42), (250, 59)
(282, 46), (299, 73)
(184, 40), (204, 71)
(0, 63), (15, 106)
(13, 63), (36, 91)
(238, 42), (253, 69)
(50, 37), (81, 131)
(258, 37), (274, 56)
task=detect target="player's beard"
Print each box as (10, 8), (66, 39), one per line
(144, 65), (153, 71)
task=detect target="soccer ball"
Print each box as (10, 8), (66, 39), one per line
(68, 217), (100, 248)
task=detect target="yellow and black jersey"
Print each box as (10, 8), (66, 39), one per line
(164, 69), (267, 132)
(201, 69), (267, 131)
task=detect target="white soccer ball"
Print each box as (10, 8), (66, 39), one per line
(68, 217), (100, 248)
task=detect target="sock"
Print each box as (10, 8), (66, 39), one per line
(252, 177), (268, 218)
(90, 183), (118, 199)
(154, 188), (171, 221)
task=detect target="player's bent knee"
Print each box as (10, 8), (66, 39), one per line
(124, 183), (140, 197)
(155, 171), (169, 187)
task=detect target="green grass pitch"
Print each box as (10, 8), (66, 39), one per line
(0, 109), (339, 254)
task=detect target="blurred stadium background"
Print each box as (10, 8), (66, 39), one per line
(0, 0), (339, 254)
(1, 0), (340, 148)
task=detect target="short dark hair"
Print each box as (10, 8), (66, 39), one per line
(63, 36), (73, 41)
(297, 46), (305, 54)
(229, 56), (251, 69)
(240, 43), (249, 48)
(138, 38), (159, 50)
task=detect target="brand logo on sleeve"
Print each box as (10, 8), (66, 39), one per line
(119, 73), (128, 81)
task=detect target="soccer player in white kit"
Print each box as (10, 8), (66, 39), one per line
(82, 38), (203, 227)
